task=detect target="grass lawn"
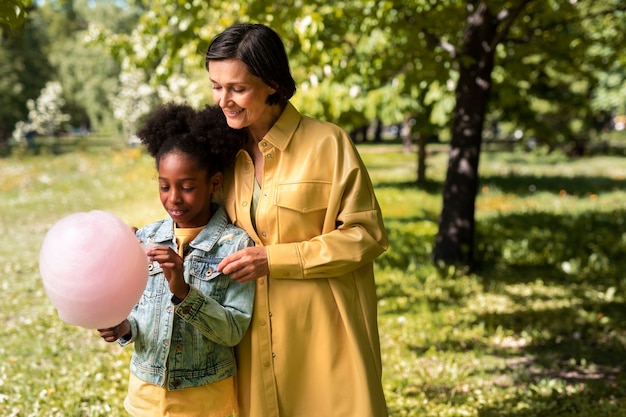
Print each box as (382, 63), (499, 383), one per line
(1, 143), (625, 416)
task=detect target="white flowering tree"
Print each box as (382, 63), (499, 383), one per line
(108, 63), (156, 141)
(156, 74), (205, 108)
(108, 61), (206, 143)
(12, 81), (71, 145)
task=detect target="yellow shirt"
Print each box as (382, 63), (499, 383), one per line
(223, 103), (389, 417)
(124, 224), (237, 417)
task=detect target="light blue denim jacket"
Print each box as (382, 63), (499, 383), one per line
(119, 205), (255, 390)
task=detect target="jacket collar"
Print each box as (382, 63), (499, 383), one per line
(150, 204), (230, 253)
(263, 102), (301, 151)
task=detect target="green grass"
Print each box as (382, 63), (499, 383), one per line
(1, 144), (625, 416)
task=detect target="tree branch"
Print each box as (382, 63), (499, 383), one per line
(490, 0), (534, 50)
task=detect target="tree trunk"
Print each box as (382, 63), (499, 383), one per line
(433, 4), (498, 267)
(416, 132), (426, 184)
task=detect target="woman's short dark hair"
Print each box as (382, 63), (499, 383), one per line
(205, 23), (297, 106)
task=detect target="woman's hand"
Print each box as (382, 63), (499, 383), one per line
(218, 246), (269, 283)
(98, 319), (131, 342)
(147, 246), (189, 300)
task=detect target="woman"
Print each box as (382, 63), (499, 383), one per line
(207, 23), (389, 417)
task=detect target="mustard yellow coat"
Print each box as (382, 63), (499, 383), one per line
(222, 103), (389, 417)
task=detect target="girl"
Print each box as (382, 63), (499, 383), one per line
(98, 103), (254, 417)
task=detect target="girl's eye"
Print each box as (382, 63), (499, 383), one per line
(182, 187), (195, 192)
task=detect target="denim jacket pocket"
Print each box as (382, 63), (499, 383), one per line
(142, 262), (166, 300)
(188, 256), (228, 301)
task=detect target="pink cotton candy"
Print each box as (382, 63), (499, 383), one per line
(39, 210), (148, 329)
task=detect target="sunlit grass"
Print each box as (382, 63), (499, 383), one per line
(1, 144), (625, 416)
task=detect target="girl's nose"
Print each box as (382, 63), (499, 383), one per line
(169, 189), (182, 204)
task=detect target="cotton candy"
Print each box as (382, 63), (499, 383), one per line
(39, 210), (148, 329)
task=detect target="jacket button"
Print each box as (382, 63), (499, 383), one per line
(176, 343), (183, 351)
(172, 379), (181, 387)
(182, 306), (192, 314)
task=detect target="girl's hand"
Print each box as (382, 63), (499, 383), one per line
(147, 246), (189, 300)
(217, 246), (269, 283)
(98, 319), (130, 342)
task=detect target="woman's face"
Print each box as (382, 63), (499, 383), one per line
(208, 59), (277, 135)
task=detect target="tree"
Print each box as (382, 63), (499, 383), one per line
(0, 2), (52, 143)
(431, 1), (626, 266)
(91, 0), (626, 267)
(13, 81), (71, 145)
(433, 2), (530, 266)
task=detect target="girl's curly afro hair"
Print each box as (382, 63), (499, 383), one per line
(136, 102), (246, 176)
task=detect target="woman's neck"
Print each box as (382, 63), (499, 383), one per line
(247, 103), (285, 143)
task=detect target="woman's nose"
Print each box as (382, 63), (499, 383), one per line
(218, 89), (233, 106)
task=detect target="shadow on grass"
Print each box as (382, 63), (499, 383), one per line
(380, 202), (626, 415)
(481, 174), (624, 197)
(376, 179), (443, 195)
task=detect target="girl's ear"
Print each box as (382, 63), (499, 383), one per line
(209, 172), (223, 193)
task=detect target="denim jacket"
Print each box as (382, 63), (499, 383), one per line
(119, 205), (255, 390)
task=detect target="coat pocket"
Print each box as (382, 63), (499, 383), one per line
(274, 182), (331, 241)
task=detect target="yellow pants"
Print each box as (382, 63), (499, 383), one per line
(124, 373), (237, 417)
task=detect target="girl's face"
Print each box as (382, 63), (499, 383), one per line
(208, 59), (278, 138)
(157, 151), (222, 228)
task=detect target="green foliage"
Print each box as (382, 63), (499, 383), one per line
(0, 0), (30, 30)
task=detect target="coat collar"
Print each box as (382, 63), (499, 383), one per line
(262, 102), (301, 151)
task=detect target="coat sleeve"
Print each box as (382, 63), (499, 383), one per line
(266, 130), (388, 279)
